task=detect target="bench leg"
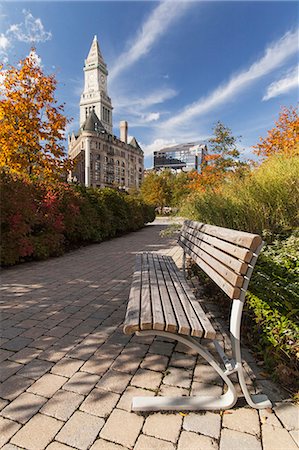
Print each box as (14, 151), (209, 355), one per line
(230, 299), (272, 410)
(132, 330), (238, 412)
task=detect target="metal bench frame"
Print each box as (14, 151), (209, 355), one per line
(124, 221), (272, 412)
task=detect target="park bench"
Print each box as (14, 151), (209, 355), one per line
(123, 220), (272, 412)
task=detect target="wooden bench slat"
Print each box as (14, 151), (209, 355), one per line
(180, 236), (244, 288)
(184, 220), (262, 251)
(164, 257), (216, 339)
(183, 245), (241, 299)
(181, 229), (248, 274)
(123, 254), (142, 335)
(140, 253), (153, 331)
(152, 253), (177, 333)
(157, 254), (191, 335)
(147, 253), (168, 331)
(180, 227), (253, 263)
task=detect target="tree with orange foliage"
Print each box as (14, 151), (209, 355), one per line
(254, 106), (299, 158)
(0, 50), (71, 181)
(189, 121), (247, 192)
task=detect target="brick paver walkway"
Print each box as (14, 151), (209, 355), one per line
(0, 219), (298, 450)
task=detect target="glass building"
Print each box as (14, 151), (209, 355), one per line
(154, 142), (208, 172)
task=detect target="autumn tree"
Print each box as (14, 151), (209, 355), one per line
(141, 171), (172, 212)
(189, 121), (247, 192)
(0, 50), (71, 181)
(253, 106), (299, 158)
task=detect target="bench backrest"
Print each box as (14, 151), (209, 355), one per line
(178, 220), (263, 301)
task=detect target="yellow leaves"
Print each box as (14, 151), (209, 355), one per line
(0, 52), (71, 182)
(254, 106), (299, 159)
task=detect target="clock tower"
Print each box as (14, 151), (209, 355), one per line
(80, 35), (113, 134)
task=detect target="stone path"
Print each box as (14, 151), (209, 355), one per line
(0, 219), (298, 450)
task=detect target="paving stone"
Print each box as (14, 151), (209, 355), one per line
(191, 381), (223, 397)
(178, 431), (217, 450)
(46, 443), (74, 449)
(220, 428), (262, 450)
(163, 366), (192, 389)
(45, 326), (72, 338)
(1, 443), (23, 450)
(11, 413), (63, 450)
(143, 412), (182, 443)
(17, 359), (53, 380)
(63, 371), (100, 395)
(158, 384), (189, 397)
(96, 369), (131, 394)
(194, 363), (223, 385)
(40, 389), (84, 421)
(27, 373), (67, 398)
(140, 353), (169, 372)
(131, 368), (163, 390)
(1, 392), (47, 424)
(2, 337), (33, 352)
(17, 319), (40, 329)
(29, 336), (57, 350)
(9, 347), (42, 364)
(135, 434), (175, 450)
(90, 439), (126, 450)
(80, 355), (114, 376)
(20, 327), (45, 339)
(290, 429), (299, 447)
(169, 352), (197, 369)
(111, 352), (143, 374)
(100, 409), (144, 448)
(0, 360), (23, 382)
(0, 349), (13, 363)
(183, 411), (221, 439)
(1, 327), (24, 339)
(0, 417), (21, 448)
(222, 407), (260, 435)
(51, 357), (84, 377)
(274, 402), (299, 431)
(38, 348), (67, 363)
(0, 375), (34, 400)
(262, 424), (298, 450)
(117, 386), (153, 412)
(259, 409), (282, 428)
(56, 411), (104, 450)
(175, 342), (197, 355)
(80, 387), (119, 418)
(0, 398), (8, 411)
(149, 341), (174, 356)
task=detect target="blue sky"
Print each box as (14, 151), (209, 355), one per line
(1, 1), (298, 168)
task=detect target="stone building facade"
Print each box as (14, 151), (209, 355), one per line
(68, 36), (144, 189)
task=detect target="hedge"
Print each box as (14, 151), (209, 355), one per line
(0, 171), (155, 266)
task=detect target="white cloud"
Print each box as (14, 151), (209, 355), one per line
(141, 138), (178, 157)
(0, 33), (9, 51)
(160, 28), (299, 132)
(114, 87), (178, 111)
(109, 1), (192, 82)
(263, 65), (299, 101)
(113, 87), (177, 127)
(7, 10), (52, 44)
(144, 112), (160, 122)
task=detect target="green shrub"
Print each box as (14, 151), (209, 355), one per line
(244, 234), (299, 389)
(181, 154), (299, 237)
(0, 172), (155, 266)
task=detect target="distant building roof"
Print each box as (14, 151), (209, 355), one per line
(129, 137), (142, 149)
(80, 110), (107, 134)
(156, 141), (208, 154)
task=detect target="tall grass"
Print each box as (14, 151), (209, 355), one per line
(181, 155), (299, 237)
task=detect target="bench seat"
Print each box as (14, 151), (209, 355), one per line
(123, 252), (216, 339)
